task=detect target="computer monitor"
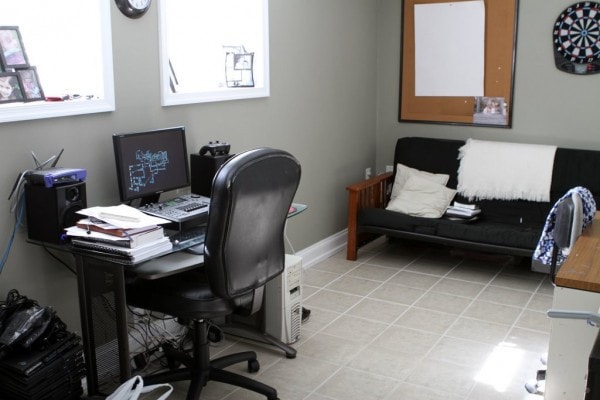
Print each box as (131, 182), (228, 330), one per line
(112, 126), (190, 205)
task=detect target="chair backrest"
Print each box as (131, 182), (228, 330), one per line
(550, 192), (583, 282)
(203, 148), (301, 299)
(554, 192), (583, 253)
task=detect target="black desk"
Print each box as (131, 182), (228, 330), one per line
(34, 202), (305, 396)
(73, 247), (203, 396)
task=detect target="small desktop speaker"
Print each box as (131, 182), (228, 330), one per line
(25, 181), (87, 243)
(190, 153), (234, 197)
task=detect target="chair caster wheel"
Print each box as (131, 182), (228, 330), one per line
(248, 359), (260, 373)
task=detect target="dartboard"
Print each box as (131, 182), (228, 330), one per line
(553, 2), (600, 74)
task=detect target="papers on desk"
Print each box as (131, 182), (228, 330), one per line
(65, 204), (173, 261)
(76, 204), (171, 229)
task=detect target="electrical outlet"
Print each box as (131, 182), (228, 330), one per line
(386, 165), (393, 173)
(365, 167), (372, 179)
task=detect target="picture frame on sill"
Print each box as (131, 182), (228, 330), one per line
(0, 72), (24, 103)
(17, 67), (44, 101)
(0, 26), (29, 70)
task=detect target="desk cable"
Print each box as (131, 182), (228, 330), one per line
(0, 190), (26, 275)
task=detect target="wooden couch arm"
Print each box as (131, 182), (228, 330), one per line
(346, 172), (394, 260)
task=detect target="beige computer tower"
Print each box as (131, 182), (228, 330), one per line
(264, 254), (303, 344)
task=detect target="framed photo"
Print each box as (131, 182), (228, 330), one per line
(17, 67), (44, 101)
(0, 26), (29, 69)
(0, 72), (24, 103)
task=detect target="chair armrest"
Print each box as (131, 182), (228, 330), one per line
(346, 172), (394, 260)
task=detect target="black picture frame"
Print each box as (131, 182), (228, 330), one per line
(17, 67), (44, 101)
(0, 72), (25, 103)
(0, 26), (29, 70)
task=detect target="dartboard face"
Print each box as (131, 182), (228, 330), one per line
(554, 2), (600, 63)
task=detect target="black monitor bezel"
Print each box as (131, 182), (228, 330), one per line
(112, 126), (190, 205)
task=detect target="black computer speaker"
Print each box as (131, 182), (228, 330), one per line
(25, 181), (87, 243)
(190, 153), (234, 197)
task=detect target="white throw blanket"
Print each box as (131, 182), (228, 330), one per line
(457, 139), (557, 201)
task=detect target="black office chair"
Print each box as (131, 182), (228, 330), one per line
(125, 148), (301, 400)
(548, 192), (583, 284)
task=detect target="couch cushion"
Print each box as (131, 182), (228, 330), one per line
(552, 147), (600, 205)
(389, 163), (450, 200)
(394, 137), (464, 189)
(453, 195), (551, 226)
(360, 208), (442, 236)
(360, 208), (543, 251)
(436, 217), (542, 250)
(386, 175), (456, 218)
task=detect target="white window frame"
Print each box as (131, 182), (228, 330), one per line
(158, 0), (270, 106)
(0, 0), (114, 124)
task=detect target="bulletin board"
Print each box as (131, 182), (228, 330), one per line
(399, 0), (519, 127)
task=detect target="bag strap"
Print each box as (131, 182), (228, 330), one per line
(106, 375), (173, 400)
(139, 383), (174, 400)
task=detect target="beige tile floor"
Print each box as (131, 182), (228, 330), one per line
(145, 238), (552, 400)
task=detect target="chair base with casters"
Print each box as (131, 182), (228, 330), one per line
(126, 265), (281, 400)
(221, 316), (297, 359)
(143, 319), (279, 400)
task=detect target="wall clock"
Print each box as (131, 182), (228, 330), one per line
(115, 0), (152, 19)
(553, 2), (600, 74)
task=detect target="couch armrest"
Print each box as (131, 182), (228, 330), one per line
(346, 172), (394, 260)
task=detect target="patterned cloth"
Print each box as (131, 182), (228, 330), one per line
(533, 187), (596, 266)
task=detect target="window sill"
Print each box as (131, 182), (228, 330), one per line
(0, 98), (115, 124)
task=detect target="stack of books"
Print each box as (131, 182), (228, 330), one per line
(445, 201), (481, 221)
(65, 204), (173, 263)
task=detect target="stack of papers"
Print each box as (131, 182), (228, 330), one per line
(445, 201), (481, 219)
(65, 204), (173, 262)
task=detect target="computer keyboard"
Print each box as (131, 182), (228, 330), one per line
(139, 194), (210, 223)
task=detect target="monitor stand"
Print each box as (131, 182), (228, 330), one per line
(139, 193), (161, 207)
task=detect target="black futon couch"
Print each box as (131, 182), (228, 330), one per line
(346, 137), (600, 261)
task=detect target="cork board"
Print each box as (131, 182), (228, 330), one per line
(399, 0), (518, 127)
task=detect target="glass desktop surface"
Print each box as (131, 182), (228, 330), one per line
(288, 203), (307, 218)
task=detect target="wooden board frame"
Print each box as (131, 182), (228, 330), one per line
(399, 0), (519, 127)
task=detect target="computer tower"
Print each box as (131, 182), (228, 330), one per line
(264, 254), (303, 344)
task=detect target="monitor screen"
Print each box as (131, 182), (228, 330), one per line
(112, 126), (190, 205)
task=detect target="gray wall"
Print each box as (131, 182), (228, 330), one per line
(375, 0), (600, 173)
(3, 0), (594, 332)
(0, 1), (378, 330)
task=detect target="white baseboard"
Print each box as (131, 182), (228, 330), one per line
(295, 229), (347, 269)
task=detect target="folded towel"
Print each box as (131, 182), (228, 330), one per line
(457, 138), (557, 201)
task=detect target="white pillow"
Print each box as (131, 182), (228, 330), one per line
(390, 163), (450, 201)
(386, 174), (456, 218)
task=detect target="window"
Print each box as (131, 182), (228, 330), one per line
(158, 0), (269, 106)
(0, 0), (114, 123)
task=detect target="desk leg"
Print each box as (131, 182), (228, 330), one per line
(75, 255), (131, 396)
